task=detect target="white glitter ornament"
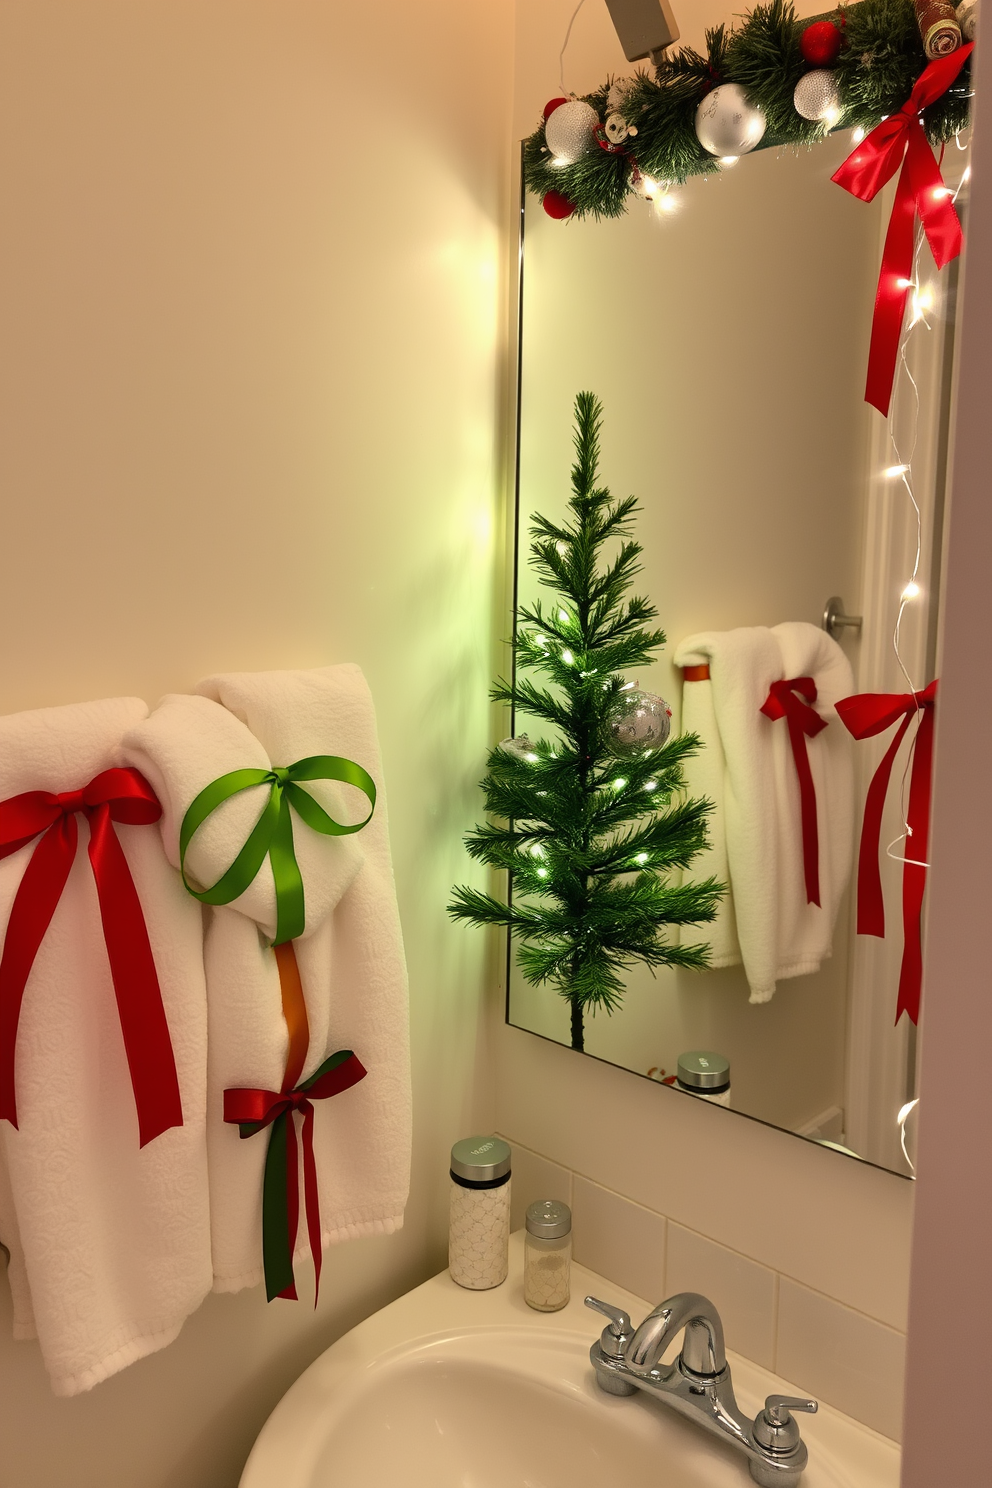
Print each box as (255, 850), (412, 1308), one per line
(956, 0), (978, 39)
(544, 99), (599, 165)
(605, 689), (673, 755)
(498, 733), (538, 763)
(793, 69), (842, 122)
(694, 84), (766, 156)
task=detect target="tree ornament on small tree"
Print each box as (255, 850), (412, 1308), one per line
(694, 84), (767, 156)
(800, 18), (844, 65)
(544, 98), (599, 164)
(604, 689), (673, 756)
(448, 393), (722, 1053)
(794, 68), (842, 121)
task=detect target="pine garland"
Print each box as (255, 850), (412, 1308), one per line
(524, 0), (972, 220)
(448, 393), (723, 1052)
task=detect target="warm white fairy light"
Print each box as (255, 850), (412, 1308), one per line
(612, 778), (627, 791)
(644, 779), (658, 792)
(529, 843), (545, 858)
(908, 283), (935, 328)
(901, 581), (921, 600)
(884, 463), (909, 478)
(852, 125), (866, 144)
(558, 608), (570, 623)
(561, 648), (574, 665)
(655, 188), (681, 216)
(635, 852), (649, 865)
(536, 866), (549, 879)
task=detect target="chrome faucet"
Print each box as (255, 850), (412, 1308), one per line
(586, 1294), (817, 1488)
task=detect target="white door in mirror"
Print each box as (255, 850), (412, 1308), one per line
(239, 1236), (899, 1488)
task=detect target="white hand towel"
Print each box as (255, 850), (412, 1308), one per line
(126, 666), (410, 1293)
(677, 664), (740, 967)
(0, 697), (211, 1396)
(675, 625), (854, 1002)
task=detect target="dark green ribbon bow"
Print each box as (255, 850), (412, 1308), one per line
(179, 755), (376, 945)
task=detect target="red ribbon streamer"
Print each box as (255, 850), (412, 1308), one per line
(836, 682), (937, 1025)
(832, 43), (973, 417)
(224, 1052), (367, 1304)
(761, 678), (828, 907)
(0, 768), (183, 1146)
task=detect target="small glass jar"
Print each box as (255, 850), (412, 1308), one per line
(524, 1199), (572, 1312)
(676, 1050), (731, 1107)
(448, 1136), (511, 1290)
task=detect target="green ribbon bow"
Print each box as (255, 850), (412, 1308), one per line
(179, 755), (376, 945)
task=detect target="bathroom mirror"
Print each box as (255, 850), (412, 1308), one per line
(507, 129), (966, 1177)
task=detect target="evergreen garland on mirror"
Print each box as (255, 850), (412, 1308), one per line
(524, 0), (973, 221)
(448, 393), (723, 1053)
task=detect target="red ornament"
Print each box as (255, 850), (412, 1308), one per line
(801, 19), (843, 66)
(543, 96), (568, 120)
(542, 190), (576, 219)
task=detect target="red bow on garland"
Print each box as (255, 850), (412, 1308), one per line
(0, 768), (183, 1146)
(832, 43), (973, 417)
(224, 1049), (367, 1303)
(836, 682), (938, 1025)
(761, 678), (828, 907)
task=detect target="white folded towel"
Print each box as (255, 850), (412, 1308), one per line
(126, 666), (411, 1293)
(0, 697), (211, 1395)
(675, 624), (854, 1003)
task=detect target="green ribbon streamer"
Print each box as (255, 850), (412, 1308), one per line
(179, 755), (376, 945)
(245, 1049), (359, 1302)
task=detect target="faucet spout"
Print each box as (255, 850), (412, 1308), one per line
(625, 1291), (726, 1376)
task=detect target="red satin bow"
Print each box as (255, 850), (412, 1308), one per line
(836, 682), (937, 1025)
(761, 678), (828, 907)
(224, 1051), (367, 1303)
(0, 767), (183, 1146)
(832, 43), (973, 417)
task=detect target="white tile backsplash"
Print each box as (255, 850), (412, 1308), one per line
(506, 1140), (573, 1231)
(776, 1277), (907, 1442)
(571, 1177), (667, 1303)
(665, 1222), (778, 1371)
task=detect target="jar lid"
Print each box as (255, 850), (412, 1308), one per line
(525, 1199), (571, 1238)
(450, 1135), (511, 1183)
(677, 1050), (730, 1091)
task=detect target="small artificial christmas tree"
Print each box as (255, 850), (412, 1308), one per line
(449, 392), (723, 1052)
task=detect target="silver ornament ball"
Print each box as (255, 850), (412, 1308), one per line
(694, 84), (766, 157)
(498, 733), (538, 763)
(793, 69), (842, 122)
(605, 689), (673, 756)
(956, 0), (978, 40)
(544, 99), (599, 165)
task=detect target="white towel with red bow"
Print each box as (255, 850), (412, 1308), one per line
(675, 623), (854, 1002)
(0, 697), (211, 1395)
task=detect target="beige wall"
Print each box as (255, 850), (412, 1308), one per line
(497, 0), (914, 1445)
(0, 3), (512, 1486)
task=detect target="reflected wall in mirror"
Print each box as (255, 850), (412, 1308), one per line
(508, 129), (966, 1178)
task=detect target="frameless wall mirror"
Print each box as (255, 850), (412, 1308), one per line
(507, 129), (966, 1178)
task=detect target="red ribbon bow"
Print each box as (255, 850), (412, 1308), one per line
(832, 43), (973, 417)
(835, 681), (937, 1025)
(0, 767), (183, 1146)
(761, 678), (828, 907)
(224, 1050), (367, 1304)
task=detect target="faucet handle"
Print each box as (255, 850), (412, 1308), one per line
(753, 1395), (818, 1453)
(584, 1296), (633, 1356)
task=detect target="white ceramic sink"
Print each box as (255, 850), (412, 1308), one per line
(240, 1234), (899, 1488)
